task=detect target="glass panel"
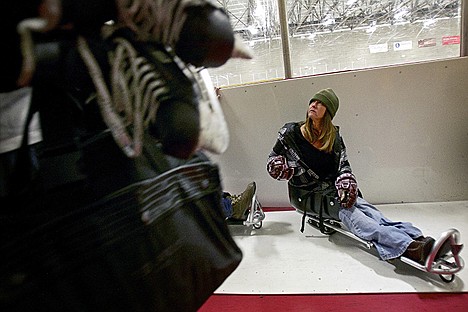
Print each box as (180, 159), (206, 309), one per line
(210, 0), (461, 87)
(287, 0), (461, 77)
(210, 0), (284, 87)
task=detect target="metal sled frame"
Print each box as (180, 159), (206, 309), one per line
(303, 212), (464, 283)
(227, 191), (265, 229)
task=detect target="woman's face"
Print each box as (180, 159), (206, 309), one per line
(308, 100), (327, 121)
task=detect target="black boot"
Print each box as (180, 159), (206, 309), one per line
(403, 237), (435, 265)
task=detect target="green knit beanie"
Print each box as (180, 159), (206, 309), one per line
(309, 88), (339, 119)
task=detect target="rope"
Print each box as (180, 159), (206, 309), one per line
(77, 35), (174, 158)
(115, 0), (194, 45)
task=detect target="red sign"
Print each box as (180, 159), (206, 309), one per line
(442, 36), (460, 45)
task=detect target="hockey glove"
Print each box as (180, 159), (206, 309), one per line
(267, 155), (293, 181)
(335, 173), (358, 208)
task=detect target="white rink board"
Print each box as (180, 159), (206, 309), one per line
(210, 57), (468, 207)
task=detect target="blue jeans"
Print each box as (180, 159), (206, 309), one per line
(222, 195), (233, 218)
(338, 197), (423, 260)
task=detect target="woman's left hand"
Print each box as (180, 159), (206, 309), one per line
(335, 173), (358, 208)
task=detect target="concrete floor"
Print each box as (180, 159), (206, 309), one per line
(218, 200), (468, 294)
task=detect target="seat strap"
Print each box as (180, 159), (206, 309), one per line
(318, 194), (326, 234)
(300, 208), (307, 233)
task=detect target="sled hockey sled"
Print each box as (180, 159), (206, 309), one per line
(304, 213), (464, 283)
(227, 190), (265, 229)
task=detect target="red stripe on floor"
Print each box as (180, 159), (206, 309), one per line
(199, 293), (468, 312)
(262, 207), (295, 212)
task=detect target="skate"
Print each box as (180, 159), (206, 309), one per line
(227, 182), (265, 229)
(304, 212), (464, 283)
(400, 228), (464, 283)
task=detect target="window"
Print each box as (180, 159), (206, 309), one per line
(209, 0), (462, 87)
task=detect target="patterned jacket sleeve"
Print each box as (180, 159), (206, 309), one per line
(267, 123), (297, 168)
(336, 132), (353, 177)
(267, 124), (297, 180)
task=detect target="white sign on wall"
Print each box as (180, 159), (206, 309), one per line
(393, 41), (413, 51)
(369, 43), (388, 53)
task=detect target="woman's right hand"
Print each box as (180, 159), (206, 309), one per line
(267, 155), (294, 180)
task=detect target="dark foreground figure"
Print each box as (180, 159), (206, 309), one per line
(1, 0), (252, 310)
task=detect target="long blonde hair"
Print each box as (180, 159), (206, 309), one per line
(302, 111), (336, 153)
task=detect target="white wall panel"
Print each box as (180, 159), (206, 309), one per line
(209, 57), (468, 206)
